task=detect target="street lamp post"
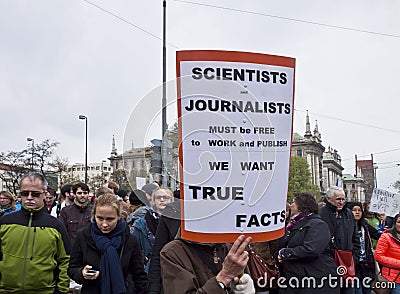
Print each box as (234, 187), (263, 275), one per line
(78, 115), (88, 185)
(26, 137), (34, 171)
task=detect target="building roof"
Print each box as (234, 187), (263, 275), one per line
(342, 173), (364, 182)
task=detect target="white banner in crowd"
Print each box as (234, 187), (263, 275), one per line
(176, 50), (296, 242)
(370, 188), (400, 217)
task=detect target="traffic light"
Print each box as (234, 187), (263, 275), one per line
(150, 139), (162, 174)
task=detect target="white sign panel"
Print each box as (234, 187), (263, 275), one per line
(370, 188), (400, 217)
(177, 50), (295, 242)
(136, 177), (146, 190)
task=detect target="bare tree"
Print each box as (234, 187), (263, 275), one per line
(34, 139), (59, 177)
(0, 150), (30, 195)
(49, 156), (80, 190)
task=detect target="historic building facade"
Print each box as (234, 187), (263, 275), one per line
(291, 112), (344, 194)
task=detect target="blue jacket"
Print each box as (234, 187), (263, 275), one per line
(133, 215), (156, 273)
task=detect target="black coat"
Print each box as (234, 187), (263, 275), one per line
(355, 220), (381, 279)
(320, 200), (361, 262)
(67, 222), (147, 294)
(280, 213), (339, 294)
(147, 201), (181, 294)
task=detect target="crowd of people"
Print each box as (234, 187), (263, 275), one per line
(1, 172), (400, 294)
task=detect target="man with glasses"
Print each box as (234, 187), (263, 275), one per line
(59, 182), (93, 244)
(0, 172), (70, 293)
(320, 186), (360, 294)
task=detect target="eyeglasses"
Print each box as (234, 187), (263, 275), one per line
(20, 191), (44, 197)
(335, 198), (346, 202)
(155, 195), (171, 200)
(76, 191), (89, 195)
(352, 209), (362, 213)
(0, 197), (10, 201)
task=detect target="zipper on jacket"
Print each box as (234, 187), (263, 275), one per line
(22, 212), (33, 291)
(30, 227), (37, 260)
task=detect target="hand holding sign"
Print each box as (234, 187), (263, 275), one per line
(370, 188), (400, 217)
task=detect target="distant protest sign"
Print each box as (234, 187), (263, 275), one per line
(176, 50), (296, 242)
(370, 188), (400, 217)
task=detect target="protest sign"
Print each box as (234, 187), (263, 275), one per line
(370, 188), (400, 217)
(176, 50), (295, 242)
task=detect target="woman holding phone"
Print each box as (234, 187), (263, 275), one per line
(68, 193), (147, 294)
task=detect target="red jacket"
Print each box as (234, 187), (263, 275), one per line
(374, 231), (400, 283)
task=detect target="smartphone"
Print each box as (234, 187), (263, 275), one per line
(86, 269), (97, 276)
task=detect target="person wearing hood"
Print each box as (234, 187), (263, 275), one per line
(278, 192), (339, 293)
(68, 193), (147, 294)
(0, 172), (70, 293)
(59, 182), (93, 244)
(161, 231), (255, 294)
(346, 202), (381, 294)
(142, 183), (158, 207)
(126, 189), (151, 230)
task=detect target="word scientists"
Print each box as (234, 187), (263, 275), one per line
(191, 67), (288, 84)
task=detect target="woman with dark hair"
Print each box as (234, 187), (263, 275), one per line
(278, 192), (339, 293)
(0, 191), (20, 216)
(374, 213), (400, 293)
(346, 202), (381, 294)
(67, 193), (147, 294)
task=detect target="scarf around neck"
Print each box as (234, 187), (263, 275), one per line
(286, 212), (313, 231)
(91, 219), (127, 294)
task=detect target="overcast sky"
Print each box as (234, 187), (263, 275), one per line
(1, 0), (399, 191)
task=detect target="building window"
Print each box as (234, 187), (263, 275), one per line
(352, 184), (355, 189)
(77, 168), (81, 171)
(96, 166), (100, 170)
(297, 149), (302, 157)
(344, 184), (347, 189)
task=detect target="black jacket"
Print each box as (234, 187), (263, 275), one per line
(147, 201), (181, 294)
(320, 200), (361, 262)
(280, 213), (339, 293)
(67, 222), (147, 294)
(356, 220), (381, 274)
(59, 202), (93, 244)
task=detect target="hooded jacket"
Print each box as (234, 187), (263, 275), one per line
(160, 235), (231, 294)
(0, 205), (70, 294)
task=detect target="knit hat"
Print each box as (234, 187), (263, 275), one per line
(129, 189), (149, 206)
(117, 188), (128, 198)
(141, 183), (158, 196)
(346, 201), (363, 212)
(173, 189), (180, 200)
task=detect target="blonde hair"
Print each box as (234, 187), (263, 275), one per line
(0, 191), (16, 210)
(94, 193), (121, 217)
(152, 186), (173, 202)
